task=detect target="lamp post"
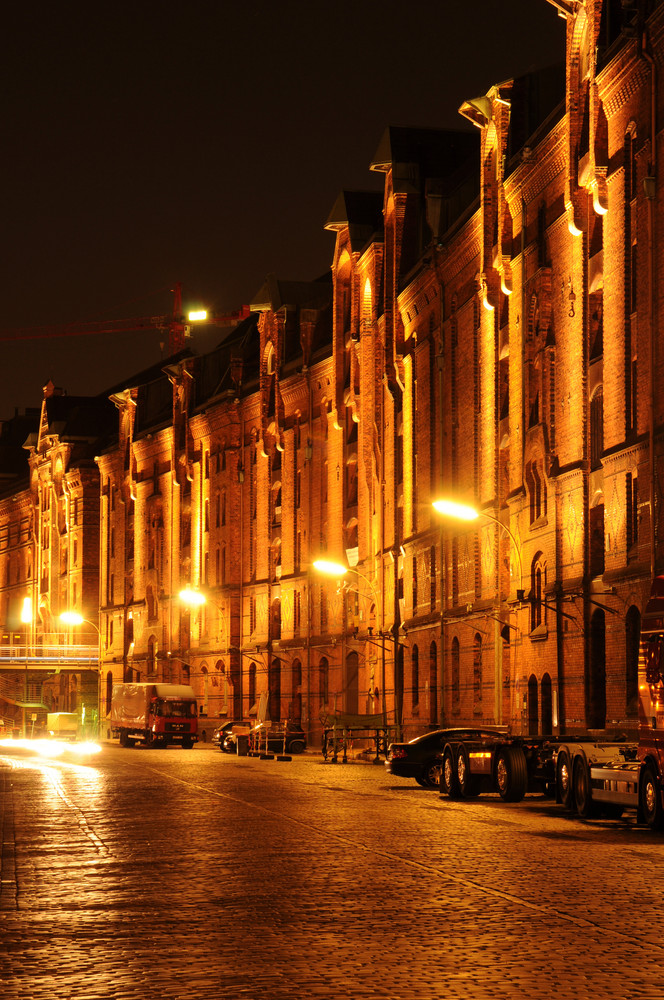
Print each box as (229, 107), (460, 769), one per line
(59, 611), (101, 738)
(431, 499), (524, 602)
(432, 498), (524, 731)
(20, 596), (33, 738)
(179, 588), (229, 715)
(313, 559), (388, 730)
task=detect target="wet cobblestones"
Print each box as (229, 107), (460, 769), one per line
(2, 744), (664, 999)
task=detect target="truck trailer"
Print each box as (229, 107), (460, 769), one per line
(110, 683), (198, 749)
(439, 575), (664, 830)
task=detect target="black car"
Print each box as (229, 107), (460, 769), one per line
(386, 728), (505, 788)
(211, 721), (235, 750)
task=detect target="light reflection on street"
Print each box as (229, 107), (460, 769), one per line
(0, 737), (101, 758)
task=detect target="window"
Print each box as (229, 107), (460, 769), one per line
(451, 637), (460, 708)
(473, 634), (482, 710)
(530, 553), (546, 632)
(319, 657), (329, 707)
(627, 473), (638, 549)
(412, 645), (419, 709)
(430, 546), (436, 611)
(590, 387), (604, 470)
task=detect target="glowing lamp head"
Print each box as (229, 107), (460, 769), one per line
(188, 309), (207, 322)
(60, 611), (84, 626)
(179, 588), (206, 606)
(313, 559), (349, 578)
(432, 499), (480, 522)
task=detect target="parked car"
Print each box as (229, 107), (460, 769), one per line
(223, 721), (307, 755)
(211, 721), (235, 751)
(386, 728), (506, 788)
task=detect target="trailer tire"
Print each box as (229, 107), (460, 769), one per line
(496, 746), (528, 802)
(119, 730), (128, 748)
(640, 764), (664, 830)
(457, 746), (479, 798)
(557, 751), (574, 810)
(573, 756), (596, 818)
(442, 747), (461, 798)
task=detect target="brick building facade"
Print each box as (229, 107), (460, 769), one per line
(1, 0), (663, 745)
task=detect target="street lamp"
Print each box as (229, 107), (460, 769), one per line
(59, 612), (101, 738)
(432, 498), (524, 601)
(432, 498), (524, 732)
(178, 588), (229, 715)
(312, 559), (388, 729)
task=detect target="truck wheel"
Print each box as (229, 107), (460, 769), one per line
(557, 751), (574, 810)
(182, 737), (193, 749)
(573, 756), (596, 818)
(496, 746), (527, 802)
(457, 746), (478, 798)
(640, 764), (664, 829)
(442, 747), (460, 798)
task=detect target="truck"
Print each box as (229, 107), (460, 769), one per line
(110, 683), (198, 749)
(46, 712), (79, 741)
(439, 575), (664, 830)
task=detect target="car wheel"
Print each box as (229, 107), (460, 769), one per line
(415, 775), (427, 787)
(456, 746), (478, 798)
(557, 750), (574, 810)
(640, 763), (664, 830)
(288, 740), (305, 754)
(422, 757), (442, 788)
(495, 746), (528, 802)
(573, 755), (596, 818)
(442, 747), (460, 798)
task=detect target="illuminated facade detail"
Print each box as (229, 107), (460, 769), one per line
(2, 2), (664, 744)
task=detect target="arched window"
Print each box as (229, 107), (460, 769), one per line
(589, 608), (606, 728)
(411, 645), (419, 709)
(319, 657), (329, 707)
(530, 553), (546, 632)
(626, 606), (640, 717)
(429, 641), (437, 725)
(346, 650), (359, 715)
(451, 637), (460, 709)
(590, 386), (604, 470)
(248, 663), (256, 712)
(147, 635), (156, 676)
(269, 658), (281, 723)
(473, 633), (482, 711)
(541, 673), (552, 735)
(291, 659), (302, 722)
(528, 674), (539, 735)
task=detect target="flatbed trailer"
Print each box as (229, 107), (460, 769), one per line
(439, 575), (664, 830)
(439, 731), (557, 802)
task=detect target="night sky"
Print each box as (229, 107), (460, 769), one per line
(2, 1), (565, 417)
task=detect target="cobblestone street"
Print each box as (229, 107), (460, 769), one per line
(2, 742), (664, 1000)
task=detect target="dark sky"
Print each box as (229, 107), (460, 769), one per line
(1, 1), (565, 417)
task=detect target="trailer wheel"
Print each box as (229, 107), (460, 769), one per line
(640, 764), (664, 830)
(573, 756), (596, 818)
(496, 746), (528, 802)
(457, 747), (479, 798)
(442, 747), (461, 798)
(119, 730), (128, 748)
(557, 751), (574, 810)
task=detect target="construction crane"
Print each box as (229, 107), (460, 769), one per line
(0, 283), (250, 356)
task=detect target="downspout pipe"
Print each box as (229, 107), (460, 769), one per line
(641, 27), (658, 578)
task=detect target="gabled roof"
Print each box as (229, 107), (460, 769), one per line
(250, 273), (332, 313)
(370, 126), (479, 192)
(324, 190), (384, 253)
